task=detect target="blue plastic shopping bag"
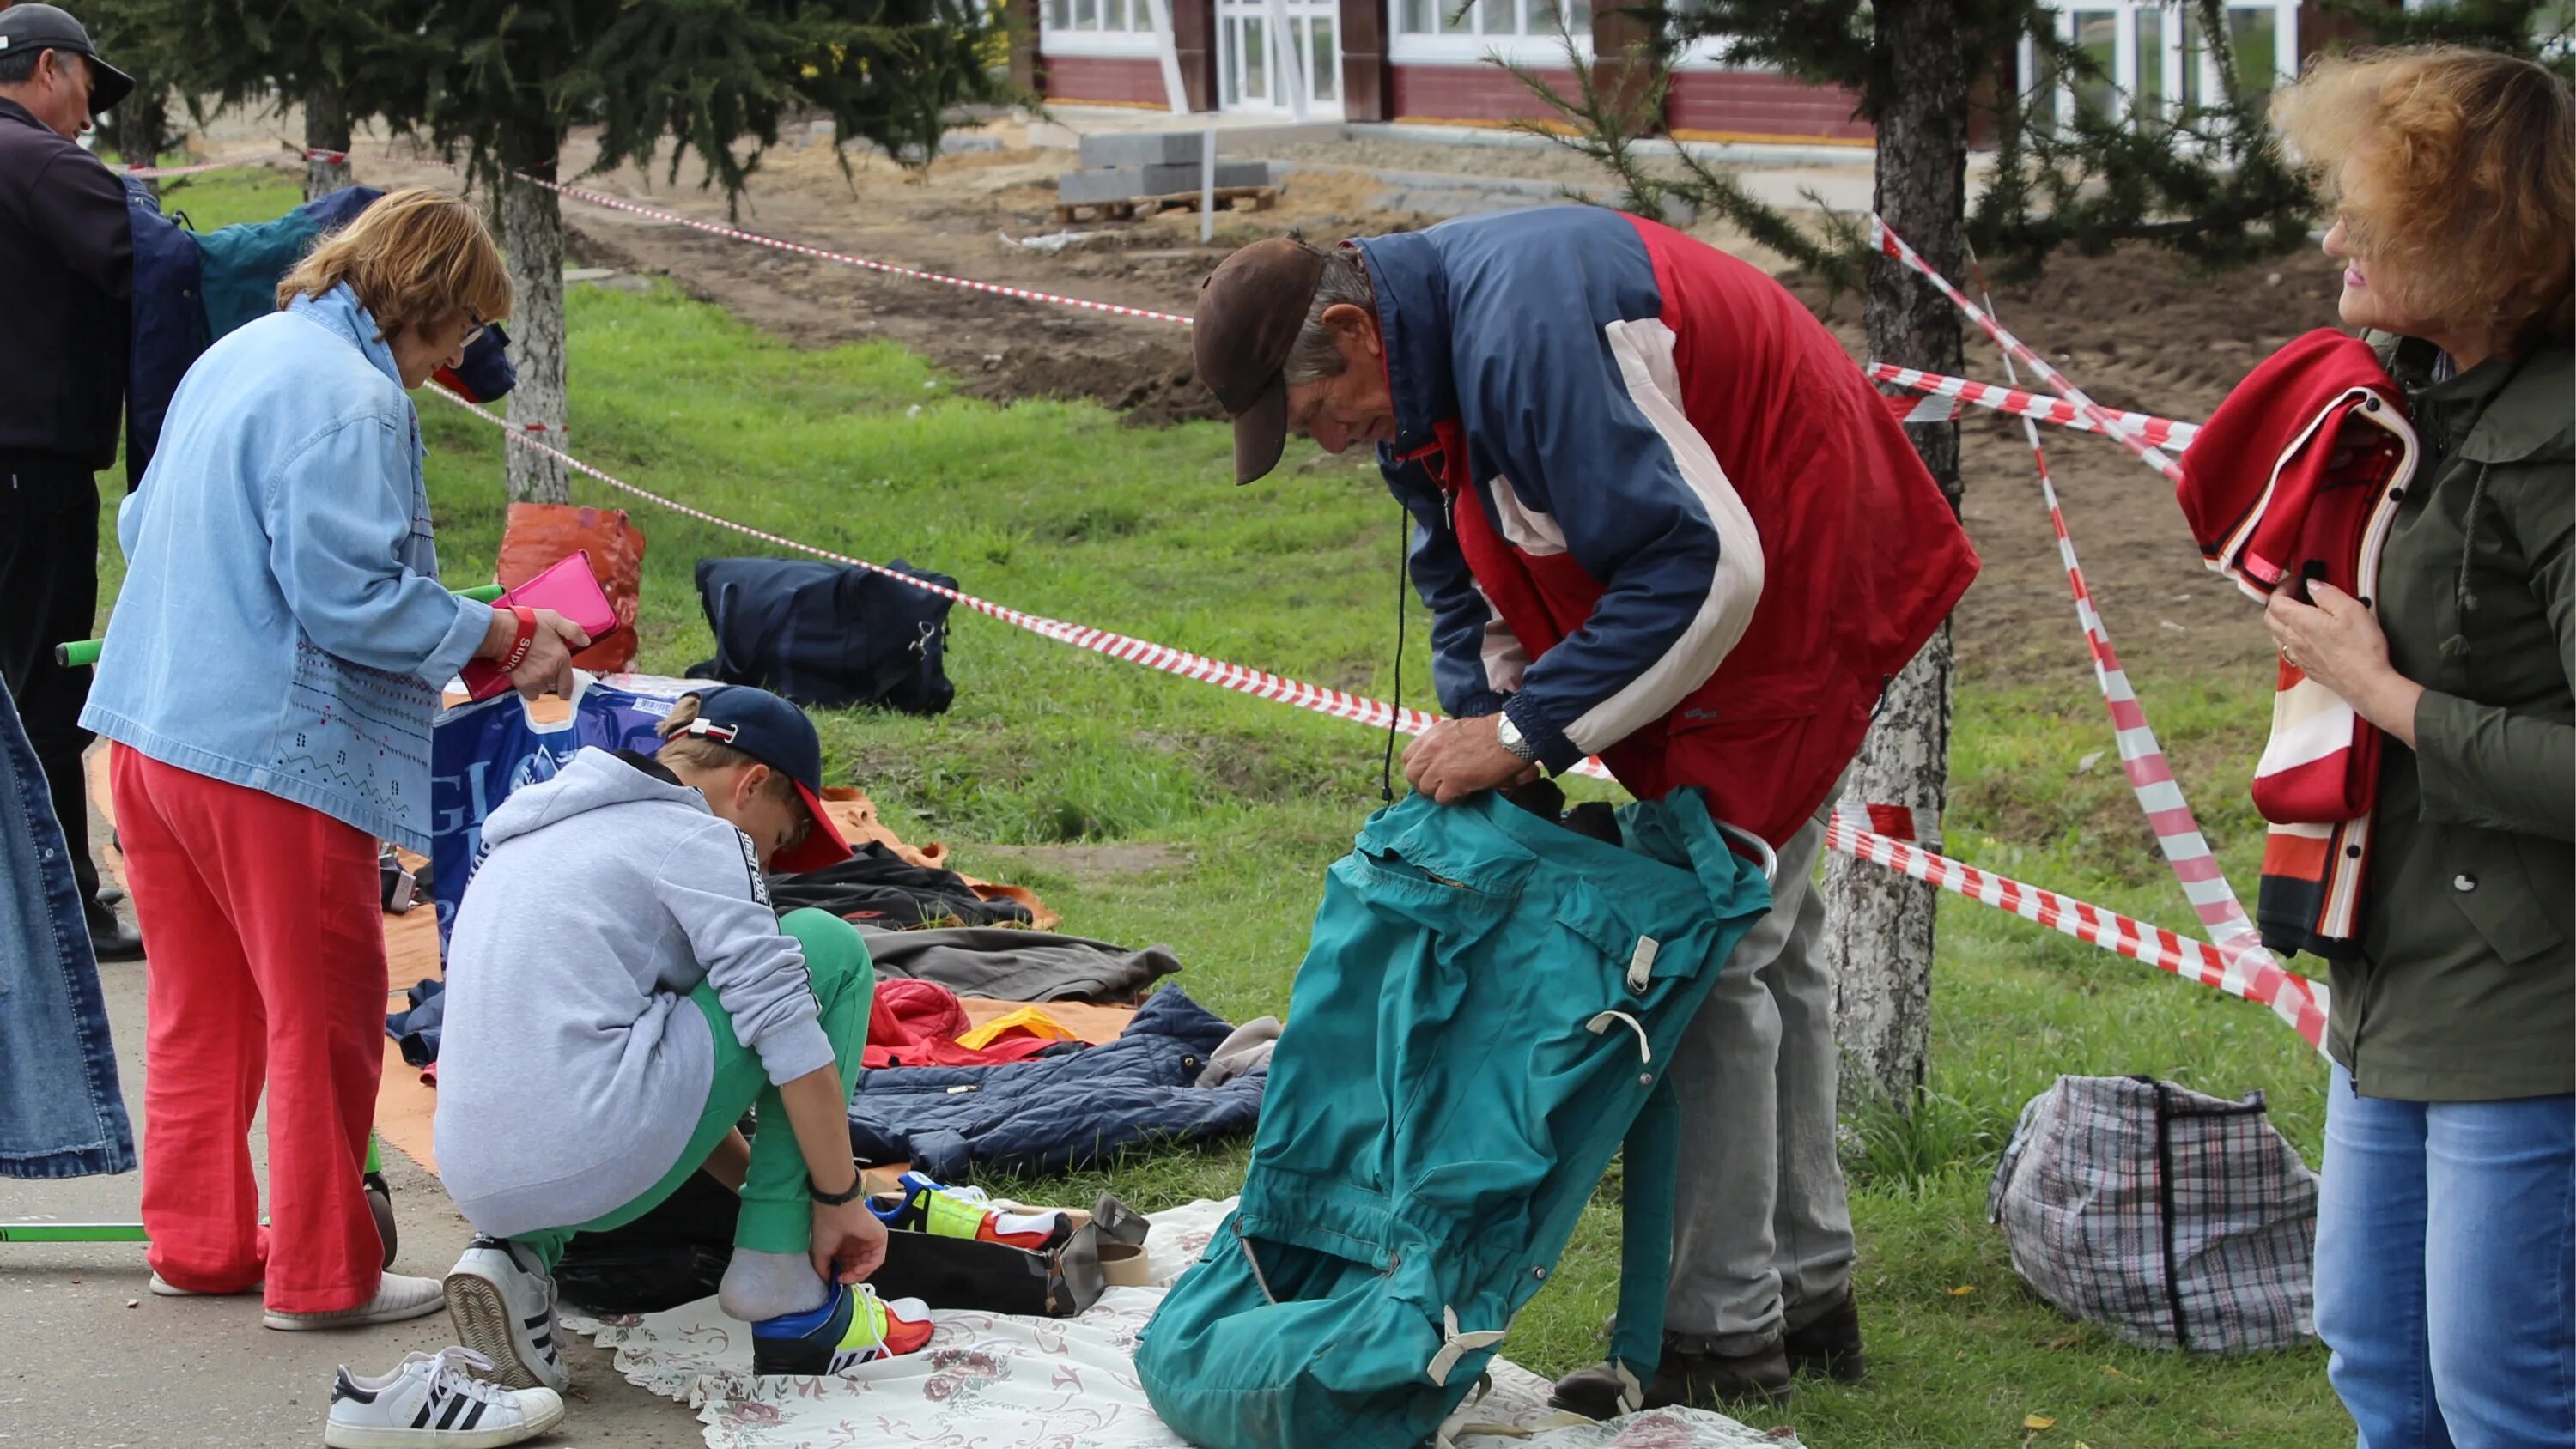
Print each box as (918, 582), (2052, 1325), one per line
(428, 673), (701, 955)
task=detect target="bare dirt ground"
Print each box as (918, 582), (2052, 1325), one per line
(321, 119), (2344, 686)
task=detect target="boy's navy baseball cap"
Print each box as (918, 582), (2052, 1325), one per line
(675, 686), (852, 874)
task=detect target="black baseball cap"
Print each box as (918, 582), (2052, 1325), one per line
(674, 686), (854, 874)
(0, 5), (135, 114)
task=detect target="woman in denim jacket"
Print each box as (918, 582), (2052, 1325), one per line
(82, 189), (588, 1330)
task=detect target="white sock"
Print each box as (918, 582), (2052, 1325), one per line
(718, 1248), (829, 1322)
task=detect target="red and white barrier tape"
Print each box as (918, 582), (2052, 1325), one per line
(1961, 256), (2263, 965)
(1871, 363), (2201, 453)
(1869, 217), (2184, 486)
(507, 172), (1197, 327)
(431, 384), (1434, 737)
(122, 147), (345, 179)
(428, 382), (2326, 1049)
(1826, 817), (2327, 1049)
(123, 156), (254, 179)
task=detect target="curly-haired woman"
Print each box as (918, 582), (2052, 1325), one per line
(2263, 47), (2572, 1448)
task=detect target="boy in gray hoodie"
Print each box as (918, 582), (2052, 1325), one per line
(432, 685), (933, 1391)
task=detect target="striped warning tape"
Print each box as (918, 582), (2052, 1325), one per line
(122, 147), (343, 179)
(1871, 363), (2201, 452)
(429, 384), (1437, 737)
(508, 172), (1199, 327)
(1868, 216), (2184, 486)
(1826, 817), (2327, 1049)
(1959, 252), (2262, 958)
(122, 156), (258, 179)
(427, 382), (2327, 1049)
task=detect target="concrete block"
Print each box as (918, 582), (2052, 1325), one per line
(1057, 161), (1272, 204)
(1077, 130), (1206, 168)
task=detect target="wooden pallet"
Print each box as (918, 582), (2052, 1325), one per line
(1052, 184), (1279, 224)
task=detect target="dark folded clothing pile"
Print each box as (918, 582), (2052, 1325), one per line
(848, 985), (1265, 1182)
(772, 843), (1036, 929)
(387, 978), (447, 1069)
(859, 925), (1181, 1003)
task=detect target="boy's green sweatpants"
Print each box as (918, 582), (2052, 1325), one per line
(508, 908), (874, 1272)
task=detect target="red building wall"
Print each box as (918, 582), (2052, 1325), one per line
(1664, 70), (1870, 142)
(1387, 64), (1582, 124)
(1037, 54), (1172, 107)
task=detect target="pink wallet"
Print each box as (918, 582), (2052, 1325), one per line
(458, 551), (620, 700)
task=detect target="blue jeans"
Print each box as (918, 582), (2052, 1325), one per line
(2315, 1064), (2575, 1449)
(0, 683), (134, 1179)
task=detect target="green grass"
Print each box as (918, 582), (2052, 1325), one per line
(100, 225), (2340, 1446)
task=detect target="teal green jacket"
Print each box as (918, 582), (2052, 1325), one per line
(2339, 335), (2573, 1101)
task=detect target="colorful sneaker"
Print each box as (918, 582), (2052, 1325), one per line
(323, 1346), (565, 1448)
(750, 1282), (934, 1376)
(870, 1172), (1072, 1252)
(443, 1237), (571, 1392)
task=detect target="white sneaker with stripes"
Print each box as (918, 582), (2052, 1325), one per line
(443, 1237), (572, 1392)
(323, 1347), (565, 1448)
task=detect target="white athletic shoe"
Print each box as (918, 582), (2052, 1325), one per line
(265, 1272), (447, 1331)
(323, 1346), (566, 1448)
(148, 1272), (260, 1297)
(444, 1236), (572, 1392)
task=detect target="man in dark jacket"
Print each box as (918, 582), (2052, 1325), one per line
(1194, 215), (1978, 1410)
(0, 3), (141, 959)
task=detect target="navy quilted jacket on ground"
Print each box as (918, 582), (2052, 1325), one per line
(846, 985), (1264, 1181)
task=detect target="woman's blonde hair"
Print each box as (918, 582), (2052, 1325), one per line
(2273, 46), (2575, 349)
(654, 695), (811, 845)
(276, 186), (513, 344)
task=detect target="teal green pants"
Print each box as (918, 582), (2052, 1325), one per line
(511, 909), (874, 1272)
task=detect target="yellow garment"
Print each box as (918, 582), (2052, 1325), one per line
(955, 1005), (1079, 1052)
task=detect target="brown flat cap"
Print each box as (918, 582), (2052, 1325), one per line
(1195, 237), (1327, 484)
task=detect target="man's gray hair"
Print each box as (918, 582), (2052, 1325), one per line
(1281, 246), (1376, 386)
(0, 49), (46, 86)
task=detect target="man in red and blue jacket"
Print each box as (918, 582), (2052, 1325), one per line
(1194, 209), (1977, 1410)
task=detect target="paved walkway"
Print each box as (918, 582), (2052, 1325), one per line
(0, 791), (696, 1448)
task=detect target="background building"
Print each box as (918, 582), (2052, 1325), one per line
(1011, 0), (2366, 142)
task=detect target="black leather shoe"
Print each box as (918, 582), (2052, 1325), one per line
(1783, 1289), (1867, 1384)
(85, 901), (145, 962)
(1548, 1335), (1792, 1418)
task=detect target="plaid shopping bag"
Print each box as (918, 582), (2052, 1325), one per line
(1987, 1075), (2318, 1354)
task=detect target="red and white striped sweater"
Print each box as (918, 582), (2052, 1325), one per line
(2176, 330), (2420, 959)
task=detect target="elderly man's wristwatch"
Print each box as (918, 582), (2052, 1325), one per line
(1493, 712), (1541, 766)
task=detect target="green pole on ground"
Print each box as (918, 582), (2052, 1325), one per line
(53, 582), (508, 668)
(4, 1145), (392, 1245)
(0, 1223), (151, 1243)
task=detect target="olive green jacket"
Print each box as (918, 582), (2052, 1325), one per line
(2335, 335), (2573, 1101)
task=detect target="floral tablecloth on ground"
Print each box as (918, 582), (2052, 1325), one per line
(568, 1198), (1798, 1449)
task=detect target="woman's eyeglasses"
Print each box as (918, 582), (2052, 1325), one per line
(460, 308), (489, 349)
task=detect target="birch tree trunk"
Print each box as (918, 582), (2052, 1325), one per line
(1820, 0), (1971, 1111)
(303, 87), (355, 202)
(495, 155), (569, 505)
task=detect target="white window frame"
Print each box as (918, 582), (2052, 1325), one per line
(1388, 0), (1594, 66)
(2016, 0), (2299, 129)
(1040, 0), (1164, 58)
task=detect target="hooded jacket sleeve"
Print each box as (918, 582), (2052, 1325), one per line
(260, 410), (495, 685)
(1455, 292), (1764, 773)
(1385, 451), (1522, 718)
(653, 817), (838, 1086)
(2408, 466), (2576, 841)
